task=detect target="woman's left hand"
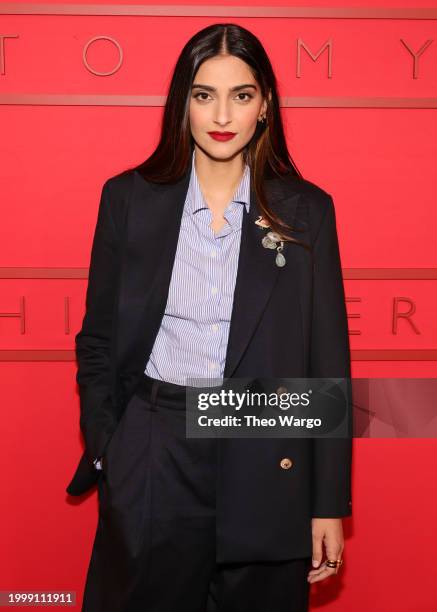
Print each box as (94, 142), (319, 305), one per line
(307, 518), (344, 583)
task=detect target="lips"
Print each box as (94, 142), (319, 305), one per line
(208, 132), (236, 142)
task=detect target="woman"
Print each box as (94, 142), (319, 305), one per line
(66, 22), (352, 612)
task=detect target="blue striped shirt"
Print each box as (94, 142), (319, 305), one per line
(144, 148), (251, 386)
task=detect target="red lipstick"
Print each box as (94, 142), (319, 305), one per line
(208, 131), (236, 142)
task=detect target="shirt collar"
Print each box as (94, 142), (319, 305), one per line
(185, 148), (251, 217)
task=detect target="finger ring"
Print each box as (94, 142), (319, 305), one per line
(326, 559), (343, 569)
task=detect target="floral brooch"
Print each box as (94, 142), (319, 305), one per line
(254, 215), (286, 267)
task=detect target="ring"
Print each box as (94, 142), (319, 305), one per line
(325, 559), (343, 569)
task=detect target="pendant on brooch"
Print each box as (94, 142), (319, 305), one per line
(256, 221), (287, 267)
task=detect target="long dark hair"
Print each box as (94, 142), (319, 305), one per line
(123, 23), (306, 243)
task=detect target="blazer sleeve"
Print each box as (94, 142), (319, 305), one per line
(310, 194), (353, 517)
(75, 179), (120, 465)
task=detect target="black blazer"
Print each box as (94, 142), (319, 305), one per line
(66, 154), (352, 562)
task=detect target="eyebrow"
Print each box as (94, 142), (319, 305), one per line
(191, 84), (257, 92)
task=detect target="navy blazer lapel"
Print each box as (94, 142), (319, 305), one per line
(118, 162), (192, 369)
(222, 181), (301, 378)
(120, 154), (302, 381)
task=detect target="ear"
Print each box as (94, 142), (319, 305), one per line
(262, 89), (272, 114)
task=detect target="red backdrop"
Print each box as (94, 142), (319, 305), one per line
(1, 1), (436, 610)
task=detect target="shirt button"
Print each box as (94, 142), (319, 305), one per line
(211, 324), (218, 332)
(208, 361), (218, 370)
(211, 287), (218, 295)
(211, 249), (217, 257)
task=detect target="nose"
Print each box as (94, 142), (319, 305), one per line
(213, 100), (233, 127)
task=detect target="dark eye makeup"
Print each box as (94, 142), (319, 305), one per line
(193, 92), (254, 101)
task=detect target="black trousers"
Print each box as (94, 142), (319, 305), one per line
(82, 373), (311, 611)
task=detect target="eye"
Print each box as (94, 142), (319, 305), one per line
(235, 93), (253, 101)
(193, 92), (212, 101)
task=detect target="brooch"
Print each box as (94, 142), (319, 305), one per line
(254, 215), (286, 267)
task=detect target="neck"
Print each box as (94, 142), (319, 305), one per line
(193, 145), (246, 206)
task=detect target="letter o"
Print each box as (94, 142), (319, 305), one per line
(83, 36), (123, 76)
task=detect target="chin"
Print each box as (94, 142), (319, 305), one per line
(200, 144), (244, 162)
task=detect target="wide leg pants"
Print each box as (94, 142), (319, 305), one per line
(82, 374), (311, 612)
